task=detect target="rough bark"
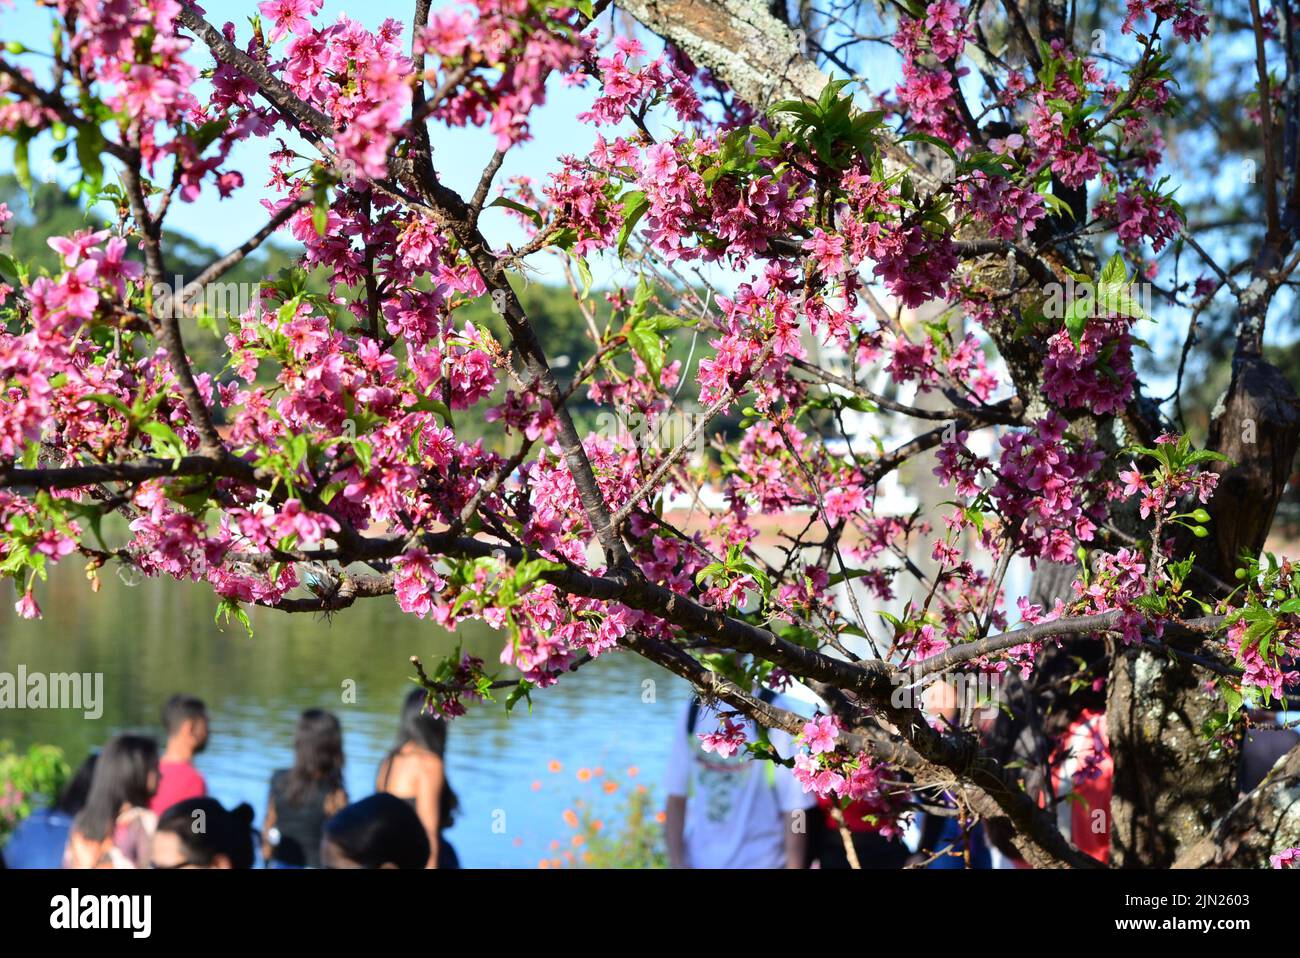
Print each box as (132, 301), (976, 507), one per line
(618, 0), (824, 102)
(1202, 356), (1300, 584)
(1107, 648), (1240, 867)
(1174, 742), (1300, 868)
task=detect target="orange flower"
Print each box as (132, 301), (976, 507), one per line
(594, 766), (605, 777)
(582, 852), (594, 864)
(550, 857), (562, 868)
(572, 834), (585, 847)
(636, 784), (647, 794)
(551, 839), (561, 850)
(513, 837), (524, 847)
(563, 851), (575, 863)
(655, 811), (667, 824)
(591, 819), (604, 832)
(563, 809), (579, 829)
(530, 780), (542, 791)
(547, 760), (562, 773)
(539, 859), (550, 869)
(577, 768), (592, 782)
(603, 780), (619, 794)
(626, 766), (639, 777)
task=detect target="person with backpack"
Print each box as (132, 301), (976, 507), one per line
(663, 684), (817, 868)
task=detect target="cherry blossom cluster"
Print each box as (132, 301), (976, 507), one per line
(793, 714), (902, 833)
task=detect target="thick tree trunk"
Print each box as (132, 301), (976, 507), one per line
(1201, 356), (1300, 583)
(1107, 651), (1239, 866)
(617, 0), (825, 104)
(1108, 355), (1300, 866)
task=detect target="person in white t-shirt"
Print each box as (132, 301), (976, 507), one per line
(663, 692), (816, 868)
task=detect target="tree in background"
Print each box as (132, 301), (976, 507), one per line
(1, 0), (1298, 869)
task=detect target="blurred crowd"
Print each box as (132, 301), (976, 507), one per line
(1, 688), (456, 869)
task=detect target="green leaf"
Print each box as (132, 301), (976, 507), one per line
(574, 257), (594, 299)
(192, 118), (230, 153)
(627, 322), (665, 378)
(75, 125), (105, 191)
(80, 392), (133, 416)
(827, 568), (874, 587)
(488, 196), (543, 228)
(13, 135), (32, 193)
(1101, 289), (1149, 320)
(1063, 297), (1091, 345)
(617, 190), (649, 258)
(1099, 252), (1128, 289)
(1040, 191), (1075, 220)
(140, 421), (186, 463)
(1222, 683), (1243, 718)
(900, 132), (958, 160)
(515, 555), (564, 588)
(215, 598), (254, 638)
(351, 438), (373, 473)
(695, 562), (727, 587)
(312, 186), (330, 237)
(650, 314), (684, 332)
(286, 433), (310, 471)
(412, 394), (454, 427)
(505, 679), (534, 714)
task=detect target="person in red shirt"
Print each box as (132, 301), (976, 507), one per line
(150, 694), (210, 815)
(811, 795), (909, 868)
(1049, 707), (1112, 864)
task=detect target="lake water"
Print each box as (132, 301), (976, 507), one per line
(0, 563), (690, 867)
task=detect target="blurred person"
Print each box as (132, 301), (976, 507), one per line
(150, 693), (209, 815)
(64, 735), (159, 869)
(262, 709), (347, 868)
(1048, 703), (1112, 864)
(664, 684), (817, 868)
(3, 752), (97, 868)
(808, 795), (910, 869)
(1240, 702), (1300, 795)
(981, 585), (1117, 868)
(320, 793), (430, 869)
(913, 678), (992, 869)
(152, 798), (255, 869)
(915, 796), (992, 869)
(376, 687), (460, 869)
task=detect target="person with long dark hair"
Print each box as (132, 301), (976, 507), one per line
(375, 687), (460, 869)
(64, 735), (159, 869)
(320, 794), (430, 869)
(262, 709), (346, 868)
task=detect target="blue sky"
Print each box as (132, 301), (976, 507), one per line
(0, 0), (619, 279)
